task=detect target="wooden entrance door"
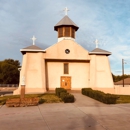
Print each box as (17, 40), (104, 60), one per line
(61, 76), (71, 90)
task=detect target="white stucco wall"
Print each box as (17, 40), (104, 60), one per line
(45, 39), (90, 60)
(90, 55), (114, 88)
(14, 52), (46, 95)
(96, 55), (114, 88)
(47, 61), (89, 90)
(14, 39), (114, 95)
(89, 55), (96, 87)
(26, 53), (43, 88)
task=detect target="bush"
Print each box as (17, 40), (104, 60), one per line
(55, 88), (67, 97)
(103, 94), (118, 104)
(82, 88), (92, 95)
(55, 88), (75, 103)
(39, 98), (45, 104)
(60, 92), (68, 100)
(64, 94), (75, 103)
(82, 88), (118, 104)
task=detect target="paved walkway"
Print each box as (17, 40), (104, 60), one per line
(0, 93), (130, 130)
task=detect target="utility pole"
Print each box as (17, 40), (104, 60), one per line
(122, 59), (124, 87)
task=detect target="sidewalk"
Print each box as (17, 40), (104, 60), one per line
(0, 93), (130, 130)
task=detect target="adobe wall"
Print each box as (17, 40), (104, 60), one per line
(114, 85), (130, 95)
(89, 55), (114, 88)
(45, 40), (90, 60)
(13, 52), (46, 95)
(46, 61), (90, 90)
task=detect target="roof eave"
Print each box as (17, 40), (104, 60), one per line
(20, 49), (46, 55)
(89, 52), (111, 56)
(54, 25), (79, 31)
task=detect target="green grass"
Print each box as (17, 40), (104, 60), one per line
(2, 93), (130, 105)
(0, 95), (20, 105)
(38, 93), (62, 103)
(0, 93), (62, 105)
(116, 95), (130, 104)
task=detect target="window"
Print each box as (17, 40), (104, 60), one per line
(65, 49), (70, 54)
(64, 63), (69, 74)
(65, 27), (70, 37)
(71, 28), (75, 38)
(58, 27), (63, 37)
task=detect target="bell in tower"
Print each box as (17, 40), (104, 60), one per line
(54, 7), (79, 42)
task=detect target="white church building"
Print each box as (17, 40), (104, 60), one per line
(14, 10), (114, 95)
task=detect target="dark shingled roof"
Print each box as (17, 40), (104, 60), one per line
(114, 78), (130, 85)
(23, 45), (43, 50)
(54, 15), (79, 31)
(89, 48), (111, 56)
(20, 45), (45, 55)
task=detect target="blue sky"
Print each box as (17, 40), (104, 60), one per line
(0, 0), (130, 75)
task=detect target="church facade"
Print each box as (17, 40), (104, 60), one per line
(14, 15), (114, 95)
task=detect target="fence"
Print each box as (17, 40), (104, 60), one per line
(0, 84), (19, 87)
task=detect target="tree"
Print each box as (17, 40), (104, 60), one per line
(4, 59), (20, 68)
(112, 73), (115, 82)
(112, 73), (130, 82)
(0, 59), (20, 84)
(0, 61), (3, 83)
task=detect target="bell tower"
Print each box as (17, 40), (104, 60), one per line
(54, 7), (79, 42)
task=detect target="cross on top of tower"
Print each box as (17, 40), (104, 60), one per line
(64, 7), (69, 15)
(95, 39), (99, 48)
(31, 35), (37, 45)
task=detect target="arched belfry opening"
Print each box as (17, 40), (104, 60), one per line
(54, 15), (79, 42)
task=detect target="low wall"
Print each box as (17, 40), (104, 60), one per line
(92, 87), (115, 94)
(11, 86), (130, 95)
(46, 87), (130, 95)
(92, 86), (130, 95)
(114, 85), (130, 95)
(115, 85), (130, 87)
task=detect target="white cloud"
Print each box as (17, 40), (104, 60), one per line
(0, 0), (130, 75)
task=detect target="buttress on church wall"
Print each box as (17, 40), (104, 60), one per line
(89, 55), (114, 88)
